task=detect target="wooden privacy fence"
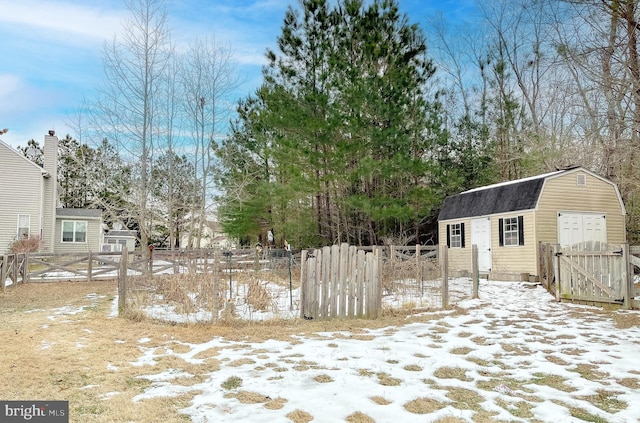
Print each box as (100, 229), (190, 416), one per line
(300, 244), (382, 320)
(299, 244), (478, 320)
(540, 242), (635, 309)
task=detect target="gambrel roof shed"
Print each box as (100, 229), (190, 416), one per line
(437, 167), (626, 280)
(438, 170), (565, 221)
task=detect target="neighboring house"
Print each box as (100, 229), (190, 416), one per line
(438, 167), (626, 280)
(180, 220), (235, 249)
(0, 131), (104, 254)
(103, 225), (137, 252)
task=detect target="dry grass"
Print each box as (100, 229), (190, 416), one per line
(450, 346), (473, 355)
(530, 373), (577, 392)
(577, 389), (627, 413)
(286, 409), (314, 423)
(313, 374), (333, 383)
(0, 281), (278, 423)
(345, 411), (376, 422)
(370, 396), (391, 405)
(433, 366), (472, 381)
(0, 278), (635, 423)
(552, 400), (609, 423)
(403, 397), (447, 414)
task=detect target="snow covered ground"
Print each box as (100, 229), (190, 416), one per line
(115, 280), (640, 422)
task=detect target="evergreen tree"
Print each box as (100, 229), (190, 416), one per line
(216, 0), (446, 246)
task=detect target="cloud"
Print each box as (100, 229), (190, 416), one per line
(0, 0), (124, 44)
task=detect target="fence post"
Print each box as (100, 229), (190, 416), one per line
(415, 244), (421, 289)
(623, 243), (632, 310)
(472, 244), (479, 299)
(12, 254), (19, 284)
(440, 245), (449, 309)
(1, 255), (7, 292)
(118, 247), (129, 316)
(23, 253), (29, 283)
(552, 244), (561, 301)
(87, 251), (93, 282)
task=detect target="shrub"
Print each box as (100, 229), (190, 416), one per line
(8, 236), (42, 253)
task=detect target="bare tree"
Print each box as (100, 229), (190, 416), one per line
(91, 0), (172, 251)
(180, 38), (242, 248)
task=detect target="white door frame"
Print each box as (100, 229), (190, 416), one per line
(471, 217), (492, 272)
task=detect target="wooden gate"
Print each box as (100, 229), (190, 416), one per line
(542, 242), (633, 308)
(1, 254), (27, 290)
(300, 244), (382, 320)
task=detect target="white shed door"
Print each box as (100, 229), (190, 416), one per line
(557, 212), (606, 247)
(471, 217), (492, 272)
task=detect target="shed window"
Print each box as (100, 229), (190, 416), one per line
(17, 214), (30, 239)
(446, 223), (465, 248)
(499, 216), (524, 247)
(62, 221), (87, 243)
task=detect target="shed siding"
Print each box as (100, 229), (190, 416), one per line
(438, 218), (472, 272)
(490, 210), (537, 275)
(535, 171), (626, 246)
(0, 142), (44, 254)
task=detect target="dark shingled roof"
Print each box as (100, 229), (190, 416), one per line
(438, 173), (557, 221)
(56, 208), (103, 218)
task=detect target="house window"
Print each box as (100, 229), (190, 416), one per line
(17, 214), (30, 239)
(499, 216), (524, 247)
(62, 221), (87, 243)
(577, 174), (586, 186)
(446, 223), (465, 248)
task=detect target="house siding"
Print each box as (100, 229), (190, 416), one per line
(535, 170), (626, 246)
(54, 218), (103, 253)
(0, 141), (44, 254)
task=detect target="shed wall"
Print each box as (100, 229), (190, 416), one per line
(489, 210), (537, 275)
(438, 218), (472, 272)
(535, 171), (626, 246)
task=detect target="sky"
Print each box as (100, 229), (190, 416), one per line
(44, 278), (640, 422)
(0, 0), (476, 150)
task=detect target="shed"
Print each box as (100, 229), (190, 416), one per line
(103, 226), (137, 252)
(437, 167), (626, 280)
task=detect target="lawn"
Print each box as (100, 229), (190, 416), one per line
(1, 279), (639, 422)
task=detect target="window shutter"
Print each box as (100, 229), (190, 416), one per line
(518, 216), (524, 245)
(498, 218), (504, 246)
(460, 223), (465, 248)
(446, 224), (450, 248)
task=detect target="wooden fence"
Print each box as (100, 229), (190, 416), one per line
(300, 244), (382, 320)
(2, 244), (481, 320)
(299, 244), (478, 320)
(540, 242), (636, 309)
(1, 254), (27, 291)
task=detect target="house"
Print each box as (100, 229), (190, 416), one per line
(438, 167), (626, 281)
(180, 220), (235, 249)
(0, 131), (104, 254)
(103, 224), (137, 252)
